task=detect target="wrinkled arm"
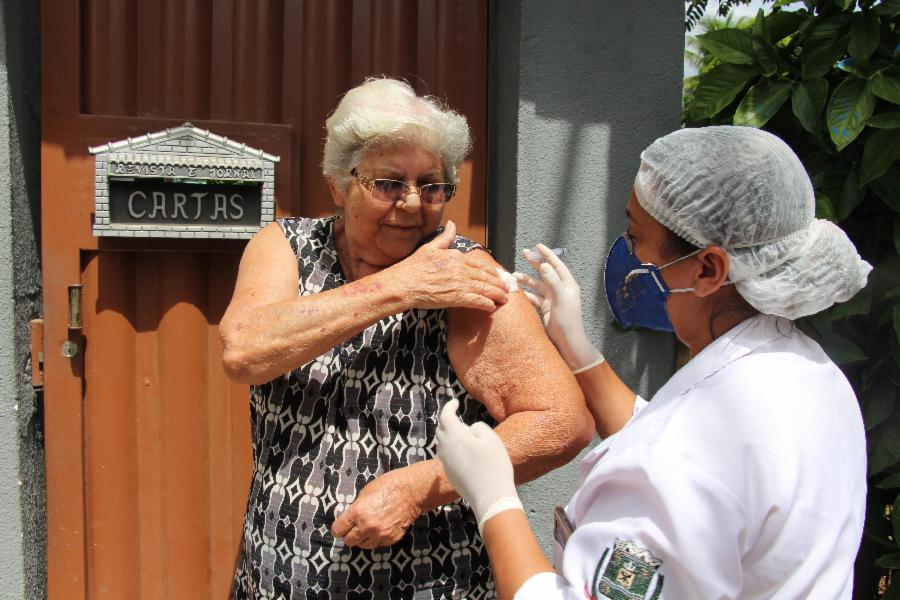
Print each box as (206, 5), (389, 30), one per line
(395, 251), (596, 513)
(219, 223), (409, 384)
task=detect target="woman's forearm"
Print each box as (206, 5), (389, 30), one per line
(395, 407), (592, 518)
(576, 361), (637, 438)
(221, 271), (408, 384)
(483, 510), (554, 600)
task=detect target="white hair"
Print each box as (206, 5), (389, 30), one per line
(323, 77), (472, 189)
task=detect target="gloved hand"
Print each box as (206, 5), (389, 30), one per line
(514, 244), (605, 373)
(436, 399), (523, 533)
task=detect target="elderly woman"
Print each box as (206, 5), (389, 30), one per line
(438, 126), (871, 599)
(220, 77), (594, 599)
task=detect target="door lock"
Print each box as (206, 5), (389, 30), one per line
(61, 340), (78, 358)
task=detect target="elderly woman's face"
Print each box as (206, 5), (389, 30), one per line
(332, 144), (446, 265)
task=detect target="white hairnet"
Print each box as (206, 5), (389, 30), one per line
(633, 126), (872, 320)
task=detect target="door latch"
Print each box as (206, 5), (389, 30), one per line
(30, 319), (43, 389)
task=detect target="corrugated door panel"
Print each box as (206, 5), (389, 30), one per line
(206, 261), (253, 600)
(82, 0), (139, 115)
(156, 253), (211, 599)
(81, 252), (141, 596)
(82, 251), (250, 599)
(232, 0), (285, 123)
(158, 0), (214, 118)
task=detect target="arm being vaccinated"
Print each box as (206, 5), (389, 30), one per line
(514, 244), (637, 438)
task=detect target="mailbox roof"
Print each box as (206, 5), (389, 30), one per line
(88, 122), (280, 163)
(108, 153), (266, 169)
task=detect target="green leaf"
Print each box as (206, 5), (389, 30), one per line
(874, 0), (900, 16)
(688, 64), (759, 120)
(753, 35), (780, 76)
(836, 57), (874, 78)
(863, 378), (895, 430)
(815, 191), (837, 221)
(896, 216), (900, 254)
(849, 11), (880, 60)
(793, 79), (829, 133)
(817, 161), (853, 214)
(766, 11), (805, 43)
(894, 494), (900, 559)
(886, 578), (900, 600)
(827, 78), (876, 151)
(871, 165), (900, 212)
(697, 29), (757, 65)
(882, 259), (900, 288)
(872, 67), (900, 105)
(885, 284), (900, 303)
(878, 473), (900, 489)
(753, 8), (770, 41)
(773, 0), (804, 6)
(860, 128), (900, 185)
(839, 0), (856, 9)
(822, 332), (868, 364)
(734, 80), (794, 128)
(869, 412), (900, 475)
(801, 17), (848, 78)
(838, 163), (863, 220)
(875, 552), (900, 569)
(868, 112), (900, 129)
(802, 42), (846, 79)
(895, 305), (900, 343)
(828, 287), (871, 319)
(804, 151), (834, 185)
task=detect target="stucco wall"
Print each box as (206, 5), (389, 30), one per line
(489, 0), (684, 553)
(0, 0), (44, 598)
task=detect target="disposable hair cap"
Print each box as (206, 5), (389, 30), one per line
(633, 125), (872, 320)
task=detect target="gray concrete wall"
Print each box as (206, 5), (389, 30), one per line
(0, 0), (44, 598)
(489, 0), (685, 554)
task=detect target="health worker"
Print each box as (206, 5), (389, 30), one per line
(436, 126), (872, 600)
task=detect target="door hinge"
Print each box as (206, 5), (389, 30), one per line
(30, 319), (43, 389)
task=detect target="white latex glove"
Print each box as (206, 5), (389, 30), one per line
(514, 243), (605, 373)
(436, 399), (523, 533)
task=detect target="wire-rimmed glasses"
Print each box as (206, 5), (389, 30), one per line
(351, 169), (456, 205)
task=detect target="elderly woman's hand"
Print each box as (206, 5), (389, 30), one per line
(388, 220), (509, 312)
(331, 468), (424, 549)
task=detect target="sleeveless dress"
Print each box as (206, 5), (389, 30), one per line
(232, 216), (497, 600)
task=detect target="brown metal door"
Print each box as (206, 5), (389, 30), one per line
(41, 1), (489, 598)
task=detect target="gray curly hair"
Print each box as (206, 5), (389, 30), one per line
(323, 77), (472, 190)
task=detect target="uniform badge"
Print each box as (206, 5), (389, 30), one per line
(583, 539), (664, 600)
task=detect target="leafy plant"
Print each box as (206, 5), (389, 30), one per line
(684, 0), (900, 596)
(686, 0), (762, 29)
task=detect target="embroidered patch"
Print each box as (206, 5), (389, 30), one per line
(584, 539), (664, 600)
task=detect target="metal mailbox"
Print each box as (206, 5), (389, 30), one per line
(89, 123), (280, 239)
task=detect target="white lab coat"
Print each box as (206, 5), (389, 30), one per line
(515, 314), (866, 600)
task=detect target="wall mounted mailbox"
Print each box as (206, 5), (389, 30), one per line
(89, 123), (280, 239)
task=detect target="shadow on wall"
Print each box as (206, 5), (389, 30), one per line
(3, 0), (46, 598)
(501, 1), (685, 397)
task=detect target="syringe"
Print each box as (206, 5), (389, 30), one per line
(523, 246), (567, 262)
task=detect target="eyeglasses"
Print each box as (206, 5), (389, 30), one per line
(351, 169), (456, 205)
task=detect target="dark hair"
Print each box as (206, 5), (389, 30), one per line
(659, 228), (699, 261)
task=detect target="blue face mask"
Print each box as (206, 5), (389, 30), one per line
(604, 233), (700, 333)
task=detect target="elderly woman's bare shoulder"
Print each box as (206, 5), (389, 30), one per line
(447, 249), (588, 422)
(223, 222), (298, 324)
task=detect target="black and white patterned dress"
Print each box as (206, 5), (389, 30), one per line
(232, 216), (497, 600)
